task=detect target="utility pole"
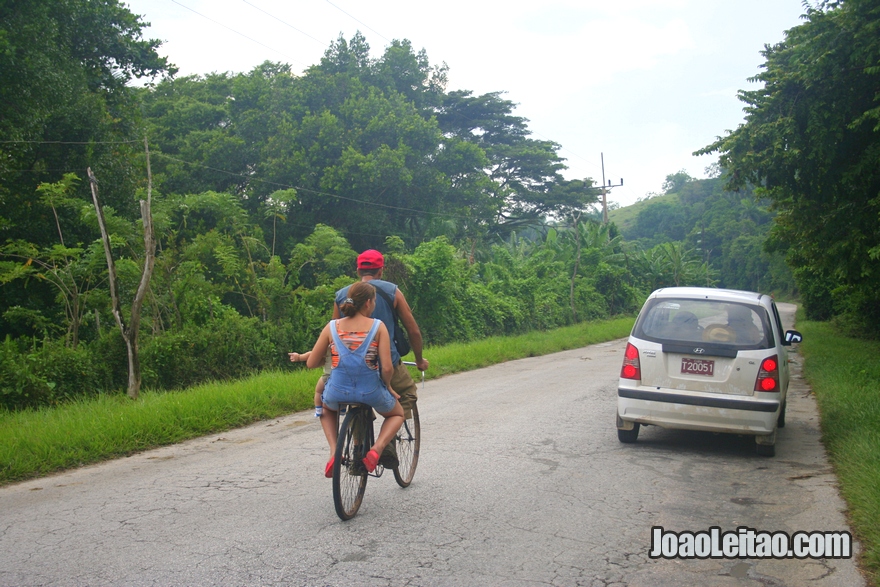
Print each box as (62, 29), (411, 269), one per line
(600, 152), (623, 224)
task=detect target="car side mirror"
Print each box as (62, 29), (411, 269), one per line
(783, 330), (803, 345)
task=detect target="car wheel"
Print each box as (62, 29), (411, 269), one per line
(777, 400), (786, 428)
(618, 423), (640, 443)
(755, 441), (775, 457)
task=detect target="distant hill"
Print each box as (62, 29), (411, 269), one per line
(602, 177), (794, 297)
(607, 192), (680, 236)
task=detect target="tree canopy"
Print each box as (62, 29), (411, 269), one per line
(699, 0), (880, 328)
(0, 3), (800, 408)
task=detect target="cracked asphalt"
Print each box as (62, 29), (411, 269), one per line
(0, 304), (866, 586)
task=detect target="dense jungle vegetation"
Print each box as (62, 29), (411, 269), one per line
(1, 0), (878, 410)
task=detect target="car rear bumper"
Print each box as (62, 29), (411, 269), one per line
(617, 387), (780, 435)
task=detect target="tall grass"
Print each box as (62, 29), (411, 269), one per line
(0, 370), (317, 483)
(0, 316), (635, 485)
(799, 319), (880, 585)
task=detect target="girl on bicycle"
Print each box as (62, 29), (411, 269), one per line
(306, 281), (404, 476)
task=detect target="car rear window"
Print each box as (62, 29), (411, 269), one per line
(633, 298), (772, 349)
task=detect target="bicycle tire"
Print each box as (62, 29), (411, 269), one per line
(332, 409), (368, 520)
(393, 403), (420, 488)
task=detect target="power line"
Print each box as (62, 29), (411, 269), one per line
(241, 0), (329, 48)
(324, 0), (391, 44)
(170, 0), (309, 68)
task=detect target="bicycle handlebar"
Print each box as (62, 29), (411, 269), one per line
(402, 361), (425, 384)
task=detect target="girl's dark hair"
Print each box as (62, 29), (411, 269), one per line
(339, 281), (376, 317)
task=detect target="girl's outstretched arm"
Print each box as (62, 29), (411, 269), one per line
(306, 324), (331, 369)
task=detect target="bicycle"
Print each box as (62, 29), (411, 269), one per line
(330, 362), (423, 520)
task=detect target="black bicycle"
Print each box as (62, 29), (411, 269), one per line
(331, 364), (423, 520)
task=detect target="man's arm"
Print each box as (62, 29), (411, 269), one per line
(395, 289), (429, 371)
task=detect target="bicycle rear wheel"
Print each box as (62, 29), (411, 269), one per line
(333, 409), (368, 520)
(393, 403), (420, 487)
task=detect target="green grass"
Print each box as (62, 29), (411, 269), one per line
(0, 369), (318, 484)
(799, 319), (880, 586)
(0, 316), (635, 485)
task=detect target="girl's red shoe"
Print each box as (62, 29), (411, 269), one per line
(363, 450), (380, 473)
(324, 457), (335, 478)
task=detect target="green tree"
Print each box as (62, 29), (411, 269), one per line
(699, 0), (880, 329)
(436, 90), (569, 236)
(633, 242), (711, 291)
(0, 0), (172, 222)
(0, 0), (172, 340)
(662, 170), (695, 194)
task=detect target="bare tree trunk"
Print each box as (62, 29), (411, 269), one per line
(87, 139), (156, 400)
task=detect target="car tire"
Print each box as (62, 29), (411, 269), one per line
(618, 423), (640, 443)
(755, 442), (775, 457)
(777, 400), (786, 428)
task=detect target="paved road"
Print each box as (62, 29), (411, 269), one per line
(0, 304), (865, 586)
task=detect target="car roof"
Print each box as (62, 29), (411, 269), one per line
(649, 287), (770, 305)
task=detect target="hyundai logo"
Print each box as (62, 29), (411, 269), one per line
(693, 348), (705, 354)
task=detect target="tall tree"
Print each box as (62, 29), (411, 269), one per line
(0, 0), (172, 337)
(436, 90), (569, 235)
(698, 0), (880, 326)
(0, 0), (172, 219)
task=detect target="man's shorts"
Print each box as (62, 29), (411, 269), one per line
(391, 362), (419, 417)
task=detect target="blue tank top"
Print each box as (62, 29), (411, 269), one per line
(326, 319), (384, 400)
(336, 280), (401, 365)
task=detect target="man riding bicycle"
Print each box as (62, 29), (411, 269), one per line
(333, 249), (429, 467)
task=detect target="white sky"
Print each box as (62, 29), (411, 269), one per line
(125, 0), (806, 207)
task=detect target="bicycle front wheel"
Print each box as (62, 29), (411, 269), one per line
(393, 403), (420, 488)
(333, 409), (368, 520)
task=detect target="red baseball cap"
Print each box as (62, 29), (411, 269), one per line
(357, 249), (384, 269)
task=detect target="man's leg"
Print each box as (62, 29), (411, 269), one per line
(391, 362), (418, 418)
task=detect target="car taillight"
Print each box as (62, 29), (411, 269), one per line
(755, 354), (780, 392)
(621, 343), (641, 380)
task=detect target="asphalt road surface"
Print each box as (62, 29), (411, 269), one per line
(0, 304), (866, 586)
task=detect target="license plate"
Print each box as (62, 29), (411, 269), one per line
(681, 357), (714, 376)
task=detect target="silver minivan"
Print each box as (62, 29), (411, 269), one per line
(616, 287), (803, 456)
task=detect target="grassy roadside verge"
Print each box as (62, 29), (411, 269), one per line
(0, 316), (635, 485)
(799, 319), (880, 585)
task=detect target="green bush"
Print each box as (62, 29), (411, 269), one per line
(593, 263), (642, 316)
(795, 267), (835, 321)
(0, 336), (120, 410)
(0, 337), (55, 410)
(406, 237), (477, 344)
(141, 308), (276, 390)
(0, 231), (665, 410)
